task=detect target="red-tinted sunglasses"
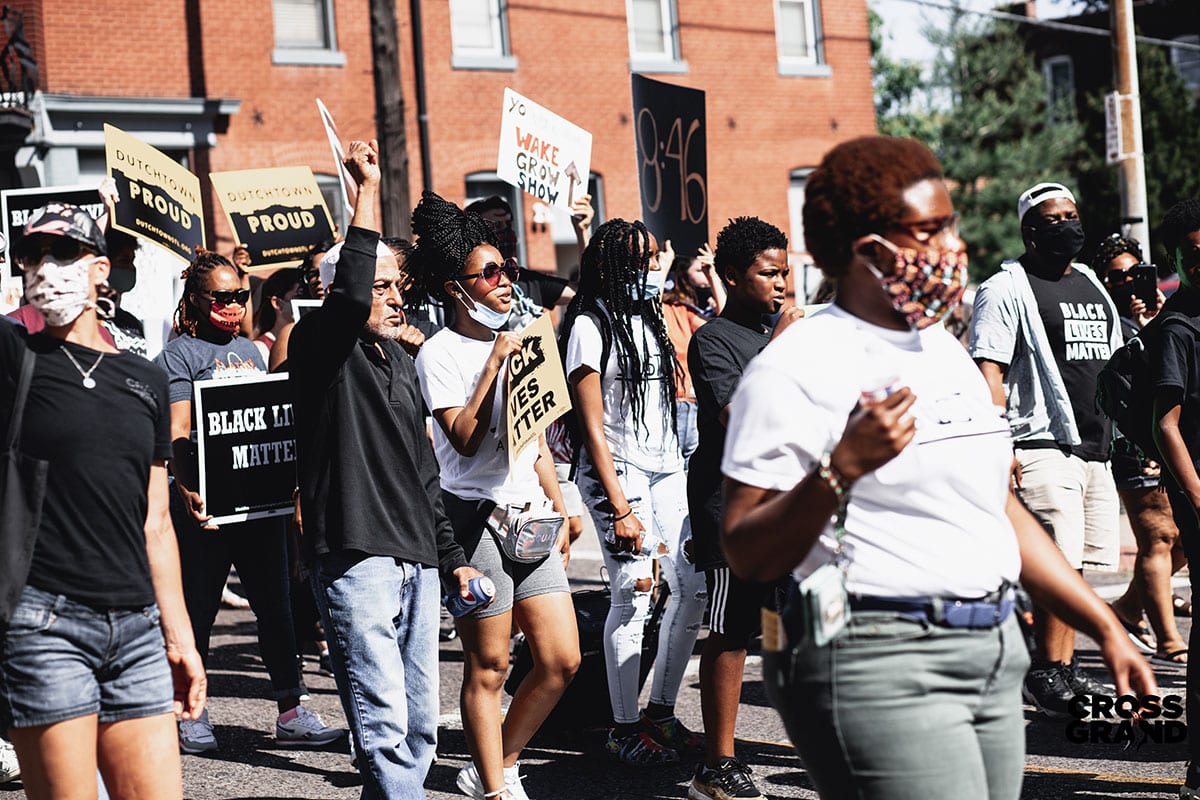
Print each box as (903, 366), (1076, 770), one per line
(457, 258), (520, 287)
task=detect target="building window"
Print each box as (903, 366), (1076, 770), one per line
(314, 174), (348, 236)
(550, 173), (605, 276)
(450, 0), (517, 70)
(1043, 55), (1075, 124)
(1172, 35), (1200, 94)
(272, 0), (345, 66)
(627, 0), (687, 74)
(774, 0), (828, 77)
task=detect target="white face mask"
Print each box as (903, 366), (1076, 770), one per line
(24, 256), (96, 327)
(455, 281), (511, 330)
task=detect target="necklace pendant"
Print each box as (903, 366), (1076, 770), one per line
(82, 377), (97, 389)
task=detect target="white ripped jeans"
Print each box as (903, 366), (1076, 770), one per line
(578, 458), (709, 724)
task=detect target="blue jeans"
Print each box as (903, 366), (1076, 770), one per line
(676, 399), (699, 468)
(764, 611), (1029, 799)
(311, 552), (440, 800)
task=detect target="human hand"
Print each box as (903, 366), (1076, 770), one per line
(489, 331), (523, 368)
(397, 323), (425, 358)
(696, 242), (715, 271)
(571, 194), (594, 232)
(654, 239), (675, 274)
(1142, 459), (1161, 478)
(1098, 618), (1159, 700)
(179, 486), (218, 530)
(1132, 290), (1166, 328)
(612, 504), (647, 555)
(556, 525), (571, 569)
(830, 387), (917, 483)
(1011, 457), (1023, 490)
(167, 643), (207, 720)
(344, 139), (382, 188)
(770, 305), (805, 340)
(232, 245), (251, 270)
(98, 177), (119, 208)
(452, 566), (491, 606)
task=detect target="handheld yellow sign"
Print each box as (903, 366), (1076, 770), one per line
(210, 166), (336, 269)
(507, 314), (571, 466)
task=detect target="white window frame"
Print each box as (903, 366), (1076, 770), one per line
(774, 0), (829, 78)
(1172, 35), (1200, 94)
(450, 0), (517, 71)
(271, 0), (345, 67)
(626, 0), (688, 74)
(1043, 55), (1075, 124)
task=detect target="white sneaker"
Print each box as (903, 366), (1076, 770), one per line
(0, 738), (20, 783)
(456, 760), (527, 799)
(276, 705), (343, 746)
(178, 708), (218, 754)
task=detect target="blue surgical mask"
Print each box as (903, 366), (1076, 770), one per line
(456, 282), (511, 330)
(638, 265), (667, 301)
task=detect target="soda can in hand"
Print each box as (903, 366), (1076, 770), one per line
(445, 576), (496, 618)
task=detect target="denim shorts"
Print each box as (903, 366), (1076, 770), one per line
(0, 585), (175, 730)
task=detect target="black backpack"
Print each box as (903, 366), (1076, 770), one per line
(1096, 313), (1200, 460)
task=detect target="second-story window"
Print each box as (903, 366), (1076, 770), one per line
(627, 0), (686, 73)
(774, 0), (828, 76)
(272, 0), (344, 66)
(450, 0), (517, 70)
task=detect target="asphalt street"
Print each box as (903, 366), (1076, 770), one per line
(0, 526), (1193, 799)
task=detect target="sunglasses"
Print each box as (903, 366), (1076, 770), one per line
(201, 289), (251, 305)
(15, 237), (94, 268)
(457, 258), (520, 287)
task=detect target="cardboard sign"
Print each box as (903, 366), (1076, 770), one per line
(506, 314), (571, 465)
(1, 184), (104, 278)
(291, 298), (321, 321)
(316, 98), (357, 220)
(496, 88), (592, 210)
(194, 372), (296, 526)
(630, 75), (708, 259)
(104, 124), (204, 263)
(210, 167), (335, 269)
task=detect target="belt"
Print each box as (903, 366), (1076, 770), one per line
(848, 587), (1015, 629)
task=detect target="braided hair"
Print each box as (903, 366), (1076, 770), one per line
(560, 218), (680, 441)
(1090, 233), (1142, 273)
(174, 250), (237, 338)
(408, 191), (498, 300)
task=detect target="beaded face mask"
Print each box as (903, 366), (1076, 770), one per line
(866, 234), (968, 330)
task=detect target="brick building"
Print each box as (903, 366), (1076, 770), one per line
(3, 0), (874, 311)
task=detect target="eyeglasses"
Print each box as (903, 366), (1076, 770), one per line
(457, 258), (520, 287)
(201, 289), (251, 305)
(892, 212), (960, 244)
(15, 237), (94, 268)
(1105, 269), (1133, 286)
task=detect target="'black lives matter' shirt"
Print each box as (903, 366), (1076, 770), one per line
(0, 324), (171, 607)
(1026, 268), (1116, 461)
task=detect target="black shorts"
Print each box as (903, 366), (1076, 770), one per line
(705, 567), (786, 643)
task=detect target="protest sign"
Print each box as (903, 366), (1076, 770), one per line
(104, 124), (204, 264)
(194, 372), (296, 526)
(496, 88), (592, 211)
(210, 167), (335, 269)
(630, 75), (708, 259)
(291, 298), (321, 321)
(506, 314), (571, 465)
(1, 184), (104, 278)
(316, 98), (357, 220)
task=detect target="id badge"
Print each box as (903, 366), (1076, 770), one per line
(798, 563), (849, 647)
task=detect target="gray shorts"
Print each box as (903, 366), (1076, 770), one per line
(442, 492), (570, 619)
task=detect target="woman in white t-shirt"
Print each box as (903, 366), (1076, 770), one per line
(409, 192), (579, 800)
(719, 136), (1156, 799)
(560, 218), (709, 767)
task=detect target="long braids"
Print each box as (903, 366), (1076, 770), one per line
(560, 218), (680, 441)
(408, 191), (497, 300)
(174, 250), (236, 338)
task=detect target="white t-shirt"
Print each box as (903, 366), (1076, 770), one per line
(565, 311), (682, 474)
(722, 305), (1021, 598)
(415, 329), (544, 505)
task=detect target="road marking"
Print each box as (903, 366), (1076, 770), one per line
(1023, 764), (1181, 785)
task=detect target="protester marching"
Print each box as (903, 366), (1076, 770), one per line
(0, 74), (1198, 800)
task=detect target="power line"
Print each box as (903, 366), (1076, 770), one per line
(883, 0), (1200, 52)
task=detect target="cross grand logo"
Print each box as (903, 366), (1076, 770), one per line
(1065, 694), (1185, 748)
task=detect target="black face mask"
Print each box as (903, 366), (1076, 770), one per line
(1029, 219), (1085, 262)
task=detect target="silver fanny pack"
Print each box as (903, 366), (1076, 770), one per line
(487, 502), (564, 563)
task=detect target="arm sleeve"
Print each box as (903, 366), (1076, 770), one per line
(1156, 323), (1193, 392)
(153, 345), (196, 404)
(968, 279), (1018, 367)
(565, 314), (603, 376)
(721, 361), (829, 491)
(689, 330), (743, 412)
(414, 338), (467, 413)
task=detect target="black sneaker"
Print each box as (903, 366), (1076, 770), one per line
(688, 758), (764, 800)
(1063, 657), (1111, 697)
(1022, 663), (1074, 718)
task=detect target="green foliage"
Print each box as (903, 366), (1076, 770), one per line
(869, 8), (943, 146)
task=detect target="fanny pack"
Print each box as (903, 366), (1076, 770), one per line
(487, 501), (564, 563)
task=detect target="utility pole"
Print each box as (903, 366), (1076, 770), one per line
(1111, 0), (1150, 255)
(369, 0), (412, 238)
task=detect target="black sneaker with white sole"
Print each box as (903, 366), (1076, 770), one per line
(1063, 657), (1110, 697)
(1022, 664), (1074, 718)
(689, 757), (764, 800)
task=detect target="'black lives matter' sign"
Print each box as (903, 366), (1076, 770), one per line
(194, 373), (296, 526)
(1, 185), (105, 278)
(631, 74), (708, 260)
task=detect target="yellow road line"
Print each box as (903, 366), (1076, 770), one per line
(1023, 764), (1181, 785)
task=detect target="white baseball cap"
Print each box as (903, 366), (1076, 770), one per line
(319, 238), (397, 290)
(1017, 182), (1077, 224)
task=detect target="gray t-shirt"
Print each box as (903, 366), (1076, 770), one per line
(154, 332), (266, 411)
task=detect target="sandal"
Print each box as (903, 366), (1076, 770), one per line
(1174, 594), (1192, 618)
(1151, 649), (1188, 666)
(1110, 605), (1155, 654)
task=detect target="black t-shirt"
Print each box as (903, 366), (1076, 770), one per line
(1026, 269), (1116, 461)
(0, 325), (171, 607)
(686, 312), (770, 570)
(1155, 290), (1200, 480)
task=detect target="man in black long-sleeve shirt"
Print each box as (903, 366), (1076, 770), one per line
(289, 139), (482, 798)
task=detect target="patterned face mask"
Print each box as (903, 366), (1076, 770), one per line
(865, 234), (968, 330)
